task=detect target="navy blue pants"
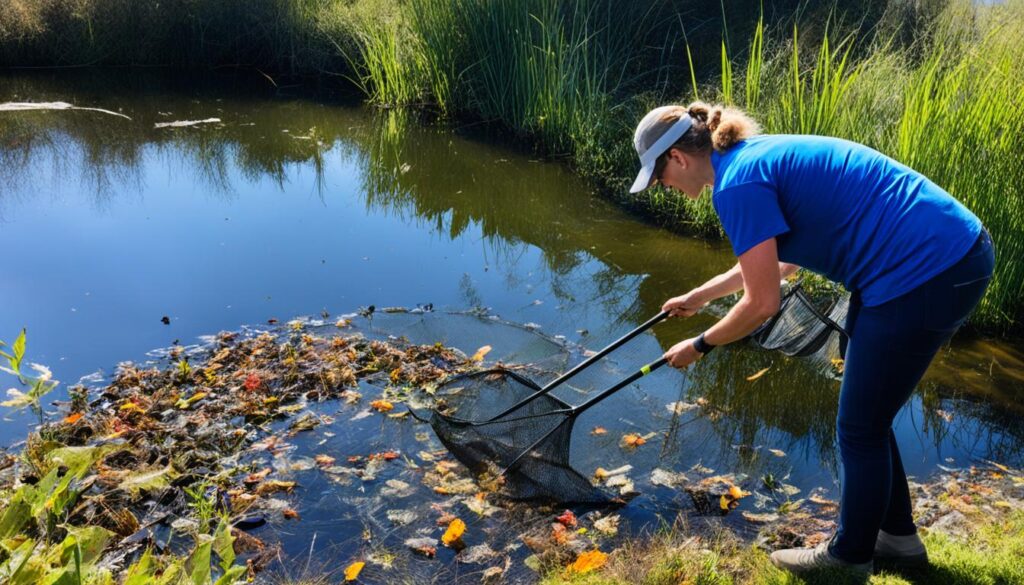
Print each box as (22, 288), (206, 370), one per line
(829, 229), (995, 563)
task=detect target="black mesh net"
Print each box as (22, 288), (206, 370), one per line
(749, 283), (850, 367)
(429, 368), (613, 504)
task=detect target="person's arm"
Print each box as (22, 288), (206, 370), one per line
(664, 238), (785, 368)
(662, 260), (799, 317)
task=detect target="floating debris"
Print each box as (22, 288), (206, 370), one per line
(0, 101), (132, 119)
(154, 117), (222, 128)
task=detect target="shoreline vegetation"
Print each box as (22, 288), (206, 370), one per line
(1, 0), (1021, 334)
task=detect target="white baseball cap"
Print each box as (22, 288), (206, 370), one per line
(629, 106), (693, 193)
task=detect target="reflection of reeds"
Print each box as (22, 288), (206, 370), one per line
(687, 348), (841, 471)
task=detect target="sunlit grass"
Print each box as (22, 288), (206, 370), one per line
(541, 511), (1024, 585)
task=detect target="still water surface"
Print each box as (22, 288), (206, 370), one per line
(1, 71), (1022, 581)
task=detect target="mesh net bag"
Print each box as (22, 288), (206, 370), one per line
(749, 283), (850, 366)
(429, 368), (614, 504)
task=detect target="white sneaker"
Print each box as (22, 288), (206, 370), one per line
(874, 530), (929, 568)
(770, 539), (873, 577)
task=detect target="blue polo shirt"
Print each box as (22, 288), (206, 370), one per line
(710, 134), (982, 306)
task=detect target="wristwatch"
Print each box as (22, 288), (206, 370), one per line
(693, 332), (716, 354)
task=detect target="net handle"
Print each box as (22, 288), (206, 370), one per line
(500, 357), (670, 475)
(573, 357), (669, 416)
(486, 311), (669, 421)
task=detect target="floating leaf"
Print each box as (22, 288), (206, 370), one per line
(283, 508), (300, 520)
(593, 465), (631, 481)
(471, 345), (493, 362)
(464, 492), (499, 516)
(63, 412), (83, 424)
(593, 515), (619, 536)
(621, 433), (646, 448)
(650, 468), (688, 488)
(741, 511), (780, 523)
(590, 426), (607, 435)
(244, 468), (271, 484)
(175, 391), (207, 409)
(314, 454), (336, 466)
(344, 561), (365, 581)
(405, 537), (437, 557)
(370, 399), (394, 412)
(768, 448), (787, 457)
(555, 510), (577, 527)
(255, 479), (295, 495)
(746, 367), (771, 382)
(243, 373), (261, 391)
(442, 517), (466, 547)
(569, 550), (607, 574)
(666, 401), (698, 415)
(117, 464), (176, 497)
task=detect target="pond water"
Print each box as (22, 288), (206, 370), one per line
(1, 70), (1022, 581)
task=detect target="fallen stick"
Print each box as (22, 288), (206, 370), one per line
(0, 101), (132, 120)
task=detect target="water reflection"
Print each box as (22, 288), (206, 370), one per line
(1, 70), (1022, 477)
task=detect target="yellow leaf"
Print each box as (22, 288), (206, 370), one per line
(569, 550), (607, 574)
(370, 399), (394, 412)
(471, 345), (492, 362)
(344, 561), (365, 581)
(746, 367), (771, 382)
(591, 426), (607, 435)
(728, 485), (750, 499)
(994, 501), (1012, 509)
(441, 518), (466, 546)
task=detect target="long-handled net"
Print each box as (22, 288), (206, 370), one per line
(430, 358), (667, 503)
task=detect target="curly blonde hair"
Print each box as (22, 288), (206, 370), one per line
(651, 102), (760, 179)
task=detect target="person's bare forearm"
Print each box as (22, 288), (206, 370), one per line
(694, 262), (799, 303)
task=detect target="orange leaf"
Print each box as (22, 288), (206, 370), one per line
(728, 485), (749, 499)
(344, 561), (365, 581)
(243, 468), (272, 484)
(551, 522), (571, 544)
(471, 345), (493, 362)
(569, 550), (608, 574)
(370, 399), (394, 412)
(63, 412), (83, 425)
(591, 426), (607, 435)
(314, 454), (336, 466)
(441, 518), (466, 546)
(283, 508), (300, 520)
(621, 433), (646, 448)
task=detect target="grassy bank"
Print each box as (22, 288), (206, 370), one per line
(1, 0), (1021, 331)
(539, 463), (1024, 585)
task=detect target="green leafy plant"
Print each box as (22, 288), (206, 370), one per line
(1, 329), (60, 426)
